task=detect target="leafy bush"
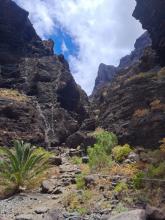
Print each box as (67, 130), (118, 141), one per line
(114, 182), (128, 193)
(88, 144), (113, 170)
(132, 172), (145, 189)
(94, 131), (118, 155)
(112, 144), (132, 162)
(87, 131), (117, 170)
(0, 140), (52, 191)
(147, 162), (165, 178)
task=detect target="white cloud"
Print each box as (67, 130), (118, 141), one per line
(61, 40), (68, 54)
(14, 0), (143, 94)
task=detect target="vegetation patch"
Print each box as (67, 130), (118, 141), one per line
(125, 71), (156, 83)
(76, 174), (86, 190)
(112, 144), (132, 162)
(114, 181), (128, 193)
(87, 130), (117, 171)
(0, 89), (28, 102)
(0, 140), (52, 193)
(70, 156), (82, 165)
(64, 189), (94, 215)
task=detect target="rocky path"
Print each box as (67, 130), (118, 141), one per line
(0, 150), (83, 220)
(0, 149), (163, 220)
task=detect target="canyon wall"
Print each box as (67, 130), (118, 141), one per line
(92, 1), (165, 147)
(0, 0), (92, 147)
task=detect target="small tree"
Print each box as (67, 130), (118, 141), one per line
(95, 131), (118, 155)
(88, 131), (117, 170)
(88, 144), (113, 170)
(0, 140), (52, 192)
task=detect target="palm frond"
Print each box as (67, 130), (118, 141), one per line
(0, 140), (51, 190)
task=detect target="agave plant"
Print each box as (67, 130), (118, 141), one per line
(0, 140), (52, 191)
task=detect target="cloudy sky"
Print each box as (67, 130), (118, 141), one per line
(14, 0), (144, 94)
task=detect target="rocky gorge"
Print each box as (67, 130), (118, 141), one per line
(91, 1), (165, 148)
(0, 0), (165, 219)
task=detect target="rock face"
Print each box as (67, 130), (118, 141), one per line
(0, 0), (90, 147)
(133, 0), (165, 66)
(119, 32), (152, 69)
(92, 1), (165, 148)
(93, 32), (151, 95)
(92, 29), (165, 147)
(93, 64), (117, 95)
(0, 96), (44, 146)
(0, 0), (53, 63)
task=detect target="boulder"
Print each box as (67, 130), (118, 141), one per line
(41, 179), (56, 194)
(66, 131), (95, 148)
(84, 175), (96, 187)
(128, 152), (140, 162)
(109, 209), (146, 220)
(82, 156), (89, 164)
(15, 214), (34, 220)
(35, 207), (49, 214)
(49, 157), (62, 166)
(43, 209), (64, 220)
(146, 205), (165, 220)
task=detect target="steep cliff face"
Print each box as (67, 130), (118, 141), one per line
(93, 32), (151, 95)
(0, 0), (54, 64)
(0, 0), (90, 147)
(133, 0), (165, 66)
(93, 64), (117, 95)
(119, 32), (152, 69)
(92, 29), (165, 147)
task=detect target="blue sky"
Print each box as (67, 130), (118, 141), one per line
(51, 28), (78, 60)
(14, 0), (144, 95)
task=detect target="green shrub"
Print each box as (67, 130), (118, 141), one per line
(132, 172), (145, 189)
(76, 207), (88, 215)
(76, 174), (86, 190)
(88, 144), (114, 170)
(112, 144), (132, 162)
(0, 140), (52, 191)
(114, 182), (128, 193)
(147, 162), (165, 178)
(70, 156), (82, 165)
(95, 131), (118, 155)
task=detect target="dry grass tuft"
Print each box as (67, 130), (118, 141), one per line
(150, 99), (165, 111)
(109, 163), (139, 177)
(0, 89), (28, 102)
(133, 108), (150, 118)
